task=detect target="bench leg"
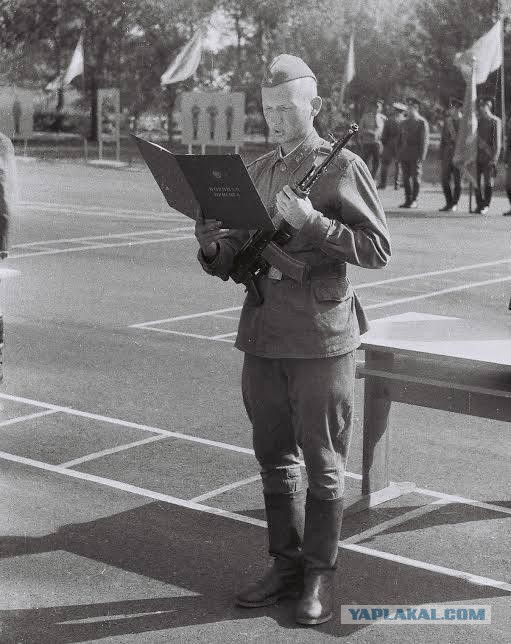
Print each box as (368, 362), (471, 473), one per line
(362, 351), (392, 495)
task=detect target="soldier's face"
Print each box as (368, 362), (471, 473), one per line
(262, 80), (319, 147)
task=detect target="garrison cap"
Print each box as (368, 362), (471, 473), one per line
(262, 54), (317, 88)
(392, 101), (407, 112)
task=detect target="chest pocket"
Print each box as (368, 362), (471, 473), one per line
(312, 278), (352, 303)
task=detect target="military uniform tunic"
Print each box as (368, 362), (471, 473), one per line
(199, 129), (390, 357)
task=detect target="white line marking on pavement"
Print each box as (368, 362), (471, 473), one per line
(342, 502), (446, 545)
(212, 314), (241, 321)
(140, 327), (236, 343)
(355, 258), (511, 289)
(341, 543), (511, 592)
(130, 260), (511, 328)
(189, 475), (261, 503)
(364, 276), (511, 310)
(0, 391), (505, 512)
(414, 487), (511, 517)
(130, 306), (243, 327)
(1, 448), (509, 593)
(0, 450), (266, 527)
(58, 434), (169, 469)
(20, 201), (182, 218)
(0, 409), (58, 427)
(210, 332), (238, 340)
(8, 235), (195, 259)
(0, 392), (255, 455)
(11, 228), (191, 249)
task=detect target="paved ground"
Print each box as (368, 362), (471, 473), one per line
(0, 158), (510, 643)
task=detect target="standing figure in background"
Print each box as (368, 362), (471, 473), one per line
(358, 99), (386, 178)
(439, 97), (463, 212)
(378, 102), (406, 190)
(12, 96), (22, 137)
(475, 97), (502, 215)
(0, 132), (15, 258)
(502, 115), (511, 216)
(398, 97), (430, 208)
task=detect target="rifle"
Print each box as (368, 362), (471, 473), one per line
(228, 123), (359, 303)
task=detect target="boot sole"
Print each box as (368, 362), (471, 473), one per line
(236, 589), (301, 608)
(296, 611), (333, 625)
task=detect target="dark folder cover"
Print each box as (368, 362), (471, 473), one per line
(133, 136), (275, 230)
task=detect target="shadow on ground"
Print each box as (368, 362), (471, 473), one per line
(0, 501), (508, 642)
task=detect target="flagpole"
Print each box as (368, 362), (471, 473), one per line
(500, 13), (506, 157)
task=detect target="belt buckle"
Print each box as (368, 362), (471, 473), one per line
(267, 266), (282, 281)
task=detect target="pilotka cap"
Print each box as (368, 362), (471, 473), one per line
(262, 54), (317, 88)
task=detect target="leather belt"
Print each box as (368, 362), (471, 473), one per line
(265, 262), (346, 282)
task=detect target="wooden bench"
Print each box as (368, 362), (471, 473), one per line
(345, 312), (511, 514)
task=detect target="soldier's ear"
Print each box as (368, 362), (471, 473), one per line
(311, 96), (322, 118)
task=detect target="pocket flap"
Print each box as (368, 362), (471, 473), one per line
(312, 278), (352, 302)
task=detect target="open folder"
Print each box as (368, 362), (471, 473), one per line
(133, 136), (276, 230)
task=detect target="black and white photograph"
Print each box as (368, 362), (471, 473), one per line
(0, 0), (509, 642)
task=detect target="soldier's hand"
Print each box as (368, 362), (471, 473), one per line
(276, 185), (315, 230)
(194, 218), (230, 258)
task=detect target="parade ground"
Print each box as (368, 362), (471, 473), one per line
(0, 158), (510, 643)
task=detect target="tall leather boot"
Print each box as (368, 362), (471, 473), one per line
(296, 491), (343, 625)
(236, 489), (305, 607)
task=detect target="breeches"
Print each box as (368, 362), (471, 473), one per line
(242, 351), (356, 500)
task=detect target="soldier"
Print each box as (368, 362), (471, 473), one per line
(398, 97), (430, 208)
(194, 54), (390, 626)
(358, 98), (386, 178)
(475, 97), (502, 215)
(503, 116), (511, 216)
(378, 102), (406, 190)
(0, 132), (15, 258)
(439, 97), (463, 212)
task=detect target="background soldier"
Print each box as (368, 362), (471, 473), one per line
(0, 132), (16, 258)
(475, 97), (502, 215)
(398, 96), (430, 208)
(439, 97), (463, 212)
(378, 101), (406, 190)
(358, 98), (386, 178)
(194, 54), (390, 626)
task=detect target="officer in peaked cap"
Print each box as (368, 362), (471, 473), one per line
(358, 97), (387, 179)
(378, 102), (407, 190)
(475, 95), (501, 214)
(439, 97), (464, 212)
(194, 53), (390, 625)
(398, 96), (430, 207)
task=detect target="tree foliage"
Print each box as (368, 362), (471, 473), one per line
(0, 0), (505, 134)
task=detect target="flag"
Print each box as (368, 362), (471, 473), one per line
(161, 31), (203, 86)
(343, 31), (355, 87)
(454, 21), (502, 84)
(63, 34), (84, 85)
(45, 34), (83, 91)
(453, 58), (478, 184)
(339, 31), (355, 105)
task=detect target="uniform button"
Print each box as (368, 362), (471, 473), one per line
(281, 164), (287, 171)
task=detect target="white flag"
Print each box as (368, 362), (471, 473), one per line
(63, 34), (84, 85)
(343, 31), (355, 87)
(161, 31), (203, 86)
(454, 21), (502, 84)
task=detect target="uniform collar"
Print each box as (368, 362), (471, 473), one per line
(275, 129), (322, 174)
